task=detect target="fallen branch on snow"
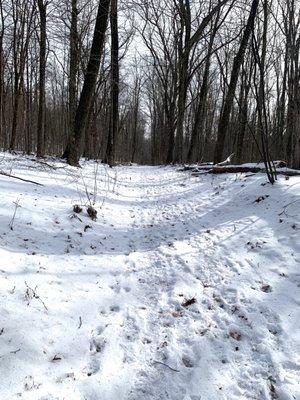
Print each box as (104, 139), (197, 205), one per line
(0, 170), (44, 186)
(25, 282), (48, 311)
(0, 348), (21, 358)
(153, 360), (180, 372)
(8, 198), (21, 230)
(31, 158), (67, 170)
(278, 200), (300, 217)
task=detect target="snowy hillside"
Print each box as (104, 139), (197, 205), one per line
(0, 153), (299, 400)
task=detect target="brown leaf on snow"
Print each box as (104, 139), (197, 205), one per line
(73, 204), (83, 214)
(229, 331), (242, 341)
(158, 341), (168, 349)
(270, 383), (278, 399)
(261, 284), (272, 293)
(172, 311), (183, 318)
(87, 206), (97, 221)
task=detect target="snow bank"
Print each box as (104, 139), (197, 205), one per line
(0, 153), (299, 400)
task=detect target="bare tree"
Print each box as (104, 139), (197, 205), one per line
(104, 0), (119, 166)
(66, 0), (111, 166)
(36, 0), (48, 157)
(9, 0), (36, 151)
(213, 0), (259, 164)
(0, 0), (298, 169)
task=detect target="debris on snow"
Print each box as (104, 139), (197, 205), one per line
(87, 205), (97, 220)
(73, 204), (83, 214)
(181, 297), (197, 308)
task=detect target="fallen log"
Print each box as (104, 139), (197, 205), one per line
(210, 166), (262, 174)
(180, 163), (213, 172)
(188, 165), (300, 177)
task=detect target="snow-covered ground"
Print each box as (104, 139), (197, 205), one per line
(0, 153), (299, 400)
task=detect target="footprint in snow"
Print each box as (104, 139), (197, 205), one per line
(110, 305), (120, 312)
(89, 336), (106, 354)
(182, 355), (194, 368)
(89, 324), (107, 354)
(124, 314), (140, 342)
(86, 357), (101, 376)
(110, 282), (121, 294)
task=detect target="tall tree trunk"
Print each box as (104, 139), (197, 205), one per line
(104, 0), (119, 166)
(131, 78), (140, 163)
(290, 55), (300, 169)
(284, 0), (300, 169)
(62, 0), (79, 159)
(0, 1), (4, 149)
(293, 104), (300, 169)
(37, 0), (47, 157)
(174, 0), (191, 163)
(275, 48), (288, 159)
(174, 0), (229, 163)
(165, 101), (176, 164)
(213, 0), (259, 164)
(0, 35), (3, 149)
(236, 70), (251, 164)
(10, 74), (21, 151)
(187, 11), (220, 163)
(9, 1), (35, 152)
(253, 0), (276, 183)
(26, 48), (33, 154)
(67, 0), (111, 166)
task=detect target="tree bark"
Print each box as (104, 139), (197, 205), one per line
(0, 30), (4, 149)
(62, 0), (79, 159)
(173, 0), (191, 163)
(187, 11), (220, 163)
(174, 0), (229, 163)
(131, 78), (140, 163)
(67, 0), (111, 166)
(236, 70), (251, 164)
(213, 0), (259, 164)
(37, 0), (47, 157)
(104, 0), (119, 166)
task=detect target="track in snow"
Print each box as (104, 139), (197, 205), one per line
(0, 155), (299, 400)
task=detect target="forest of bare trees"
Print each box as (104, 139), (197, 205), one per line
(0, 0), (299, 169)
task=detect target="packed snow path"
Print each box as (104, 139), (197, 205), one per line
(0, 154), (299, 400)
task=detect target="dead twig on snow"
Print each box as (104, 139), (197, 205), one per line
(153, 360), (180, 373)
(25, 282), (48, 311)
(8, 198), (21, 230)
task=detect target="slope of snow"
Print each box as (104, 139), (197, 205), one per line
(0, 153), (299, 400)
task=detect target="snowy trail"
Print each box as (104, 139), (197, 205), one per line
(0, 154), (299, 400)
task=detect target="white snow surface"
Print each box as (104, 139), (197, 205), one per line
(0, 153), (299, 400)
